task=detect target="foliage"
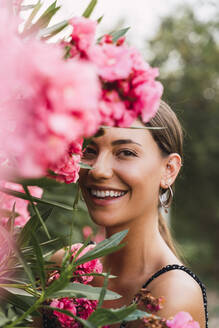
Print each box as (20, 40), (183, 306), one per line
(147, 5), (219, 280)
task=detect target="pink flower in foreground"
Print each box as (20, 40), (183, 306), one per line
(50, 297), (97, 328)
(89, 43), (133, 81)
(50, 141), (82, 184)
(166, 312), (200, 328)
(70, 17), (97, 54)
(70, 243), (103, 284)
(0, 181), (43, 227)
(50, 298), (77, 328)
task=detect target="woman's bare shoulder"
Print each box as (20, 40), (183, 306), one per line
(148, 269), (205, 328)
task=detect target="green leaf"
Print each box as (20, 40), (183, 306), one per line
(13, 246), (36, 290)
(0, 288), (36, 313)
(16, 177), (60, 188)
(18, 209), (53, 248)
(0, 208), (19, 218)
(31, 232), (46, 290)
(40, 20), (69, 39)
(97, 15), (104, 24)
(0, 186), (73, 211)
(23, 1), (42, 31)
(97, 272), (110, 308)
(47, 282), (120, 300)
(24, 1), (61, 36)
(123, 309), (152, 321)
(79, 162), (93, 169)
(23, 185), (50, 240)
(111, 27), (130, 43)
(75, 229), (128, 266)
(88, 304), (137, 326)
(82, 0), (97, 18)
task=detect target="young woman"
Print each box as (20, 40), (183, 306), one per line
(78, 101), (207, 328)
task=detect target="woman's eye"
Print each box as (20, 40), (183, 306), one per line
(117, 149), (137, 157)
(82, 147), (97, 159)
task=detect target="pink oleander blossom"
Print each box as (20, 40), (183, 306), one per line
(0, 181), (43, 227)
(50, 140), (82, 184)
(83, 225), (105, 243)
(50, 298), (77, 328)
(166, 312), (200, 328)
(70, 243), (103, 284)
(89, 43), (133, 81)
(0, 10), (101, 179)
(50, 297), (98, 328)
(63, 16), (163, 127)
(70, 17), (97, 55)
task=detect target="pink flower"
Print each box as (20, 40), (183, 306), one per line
(89, 43), (133, 81)
(166, 312), (200, 328)
(50, 297), (97, 328)
(1, 33), (100, 178)
(50, 298), (77, 328)
(50, 140), (82, 184)
(70, 17), (97, 54)
(0, 181), (43, 227)
(70, 243), (103, 284)
(83, 226), (105, 243)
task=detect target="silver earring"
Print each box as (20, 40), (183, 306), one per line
(159, 185), (173, 213)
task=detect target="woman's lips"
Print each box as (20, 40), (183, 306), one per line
(86, 188), (128, 206)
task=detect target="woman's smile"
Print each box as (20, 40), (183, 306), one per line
(86, 185), (129, 206)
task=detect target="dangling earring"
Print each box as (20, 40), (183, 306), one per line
(159, 185), (173, 213)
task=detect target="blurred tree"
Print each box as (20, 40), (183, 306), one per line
(147, 5), (219, 281)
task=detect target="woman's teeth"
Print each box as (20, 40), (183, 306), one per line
(90, 189), (126, 198)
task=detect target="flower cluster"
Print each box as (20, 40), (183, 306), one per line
(0, 181), (43, 227)
(135, 289), (200, 328)
(65, 16), (163, 127)
(47, 243), (103, 327)
(134, 288), (165, 313)
(0, 9), (100, 181)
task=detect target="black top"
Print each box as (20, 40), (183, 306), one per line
(121, 264), (208, 328)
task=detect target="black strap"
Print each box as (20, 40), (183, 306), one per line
(142, 264), (208, 328)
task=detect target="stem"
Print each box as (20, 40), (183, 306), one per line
(23, 185), (51, 239)
(5, 291), (45, 328)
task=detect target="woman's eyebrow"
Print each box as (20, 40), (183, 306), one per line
(111, 139), (142, 147)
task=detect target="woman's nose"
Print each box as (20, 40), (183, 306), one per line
(89, 153), (113, 180)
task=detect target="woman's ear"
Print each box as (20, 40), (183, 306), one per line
(160, 153), (182, 188)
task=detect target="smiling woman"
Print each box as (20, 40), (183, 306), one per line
(78, 101), (208, 328)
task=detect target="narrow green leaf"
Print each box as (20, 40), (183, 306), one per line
(13, 246), (36, 290)
(75, 230), (128, 266)
(6, 202), (16, 233)
(23, 1), (42, 31)
(0, 288), (36, 313)
(82, 0), (97, 18)
(0, 287), (33, 297)
(31, 232), (46, 290)
(97, 15), (104, 24)
(79, 162), (93, 169)
(48, 282), (121, 300)
(97, 271), (110, 308)
(123, 309), (152, 321)
(0, 208), (19, 218)
(0, 187), (73, 211)
(88, 304), (137, 326)
(39, 20), (68, 39)
(111, 27), (130, 43)
(23, 185), (50, 240)
(18, 209), (53, 248)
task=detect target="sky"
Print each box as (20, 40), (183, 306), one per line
(22, 0), (217, 50)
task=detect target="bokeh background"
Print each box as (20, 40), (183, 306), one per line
(25, 0), (218, 325)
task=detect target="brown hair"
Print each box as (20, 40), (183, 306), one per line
(146, 100), (183, 258)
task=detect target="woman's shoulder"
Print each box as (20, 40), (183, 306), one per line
(146, 266), (205, 327)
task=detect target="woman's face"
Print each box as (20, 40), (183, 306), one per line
(79, 120), (167, 228)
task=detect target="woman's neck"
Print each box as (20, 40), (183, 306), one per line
(103, 212), (168, 283)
